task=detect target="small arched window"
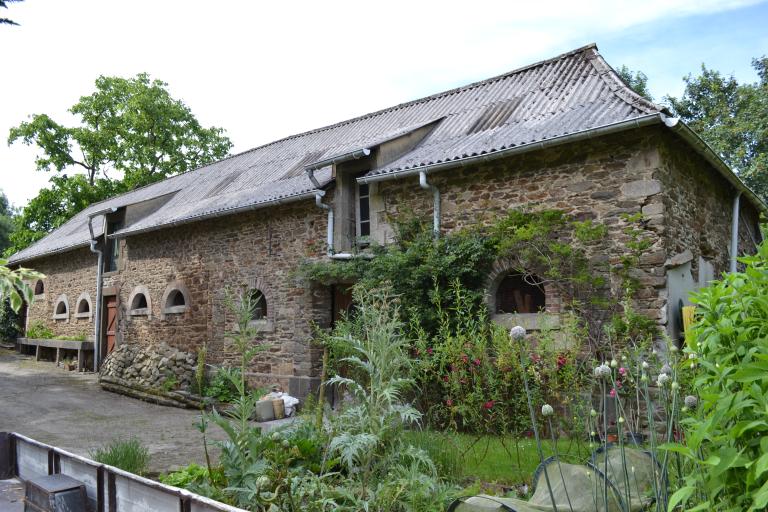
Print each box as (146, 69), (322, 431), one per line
(496, 273), (546, 314)
(34, 280), (45, 296)
(161, 282), (190, 318)
(128, 285), (152, 317)
(53, 294), (69, 321)
(250, 290), (267, 321)
(75, 292), (93, 320)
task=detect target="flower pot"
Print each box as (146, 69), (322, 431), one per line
(606, 433), (619, 443)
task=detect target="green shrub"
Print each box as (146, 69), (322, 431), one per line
(91, 438), (150, 476)
(0, 299), (19, 341)
(26, 320), (53, 339)
(203, 366), (240, 403)
(668, 243), (768, 511)
(160, 464), (229, 503)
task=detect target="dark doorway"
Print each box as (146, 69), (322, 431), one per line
(17, 301), (28, 337)
(496, 273), (546, 314)
(331, 284), (354, 327)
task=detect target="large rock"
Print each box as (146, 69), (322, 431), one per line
(100, 343), (197, 399)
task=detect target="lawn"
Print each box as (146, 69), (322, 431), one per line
(406, 431), (591, 486)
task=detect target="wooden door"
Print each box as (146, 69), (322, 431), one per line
(104, 296), (118, 355)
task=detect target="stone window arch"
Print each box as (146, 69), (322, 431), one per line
(75, 292), (93, 321)
(52, 294), (69, 321)
(34, 280), (45, 296)
(485, 258), (560, 331)
(245, 277), (274, 332)
(162, 281), (190, 318)
(128, 285), (152, 318)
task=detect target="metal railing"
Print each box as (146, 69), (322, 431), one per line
(1, 432), (247, 512)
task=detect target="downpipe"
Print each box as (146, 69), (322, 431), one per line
(314, 191), (334, 257)
(731, 192), (742, 273)
(87, 207), (116, 372)
(419, 171), (441, 238)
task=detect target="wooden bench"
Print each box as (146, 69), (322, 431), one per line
(17, 338), (95, 372)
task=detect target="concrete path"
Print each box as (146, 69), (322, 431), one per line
(0, 349), (292, 474)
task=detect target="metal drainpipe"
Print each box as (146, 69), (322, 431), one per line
(730, 192), (742, 273)
(87, 207), (116, 372)
(307, 169), (334, 256)
(315, 192), (334, 256)
(419, 171), (440, 238)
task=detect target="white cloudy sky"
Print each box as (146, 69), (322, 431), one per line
(1, 0), (767, 207)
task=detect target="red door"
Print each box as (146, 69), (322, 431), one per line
(104, 296), (117, 355)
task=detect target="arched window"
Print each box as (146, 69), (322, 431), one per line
(495, 273), (546, 314)
(53, 294), (69, 321)
(250, 289), (267, 321)
(75, 292), (93, 320)
(128, 285), (152, 317)
(34, 280), (44, 296)
(161, 281), (190, 318)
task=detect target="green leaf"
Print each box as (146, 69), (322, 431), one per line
(668, 486), (695, 512)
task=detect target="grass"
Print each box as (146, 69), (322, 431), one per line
(406, 431), (590, 485)
(91, 438), (150, 476)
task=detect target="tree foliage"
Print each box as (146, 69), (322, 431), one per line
(616, 65), (654, 101)
(0, 190), (14, 254)
(6, 73), (232, 255)
(666, 57), (768, 201)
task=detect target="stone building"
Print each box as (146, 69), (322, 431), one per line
(10, 44), (764, 396)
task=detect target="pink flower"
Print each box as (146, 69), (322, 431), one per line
(473, 358), (482, 366)
(483, 400), (495, 410)
(446, 398), (453, 407)
(426, 347), (434, 355)
(442, 375), (449, 382)
(609, 388), (617, 398)
(618, 367), (627, 376)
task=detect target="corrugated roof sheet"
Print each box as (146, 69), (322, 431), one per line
(9, 43), (664, 264)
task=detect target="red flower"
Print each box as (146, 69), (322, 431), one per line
(426, 347), (434, 355)
(557, 355), (567, 369)
(473, 358), (482, 366)
(446, 398), (454, 407)
(461, 354), (469, 364)
(442, 375), (449, 382)
(483, 400), (495, 410)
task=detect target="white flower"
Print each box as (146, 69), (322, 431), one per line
(541, 404), (554, 417)
(657, 373), (670, 387)
(688, 353), (696, 360)
(684, 395), (698, 409)
(590, 409), (598, 417)
(618, 416), (625, 424)
(671, 381), (680, 391)
(610, 359), (618, 368)
(641, 361), (649, 370)
(594, 364), (612, 379)
(510, 326), (527, 341)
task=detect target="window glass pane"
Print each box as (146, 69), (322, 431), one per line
(360, 221), (370, 237)
(359, 184), (369, 197)
(359, 198), (370, 221)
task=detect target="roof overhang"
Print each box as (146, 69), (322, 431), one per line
(357, 113), (767, 214)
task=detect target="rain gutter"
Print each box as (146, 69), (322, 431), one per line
(419, 171), (441, 238)
(305, 148), (371, 172)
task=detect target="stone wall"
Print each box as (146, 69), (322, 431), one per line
(23, 247), (97, 340)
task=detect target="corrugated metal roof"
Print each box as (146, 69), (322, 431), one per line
(9, 43), (665, 264)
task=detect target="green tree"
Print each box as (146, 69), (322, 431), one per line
(0, 190), (14, 254)
(666, 58), (768, 201)
(0, 0), (22, 26)
(7, 73), (232, 254)
(616, 65), (653, 101)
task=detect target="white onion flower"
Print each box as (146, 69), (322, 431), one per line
(684, 395), (698, 409)
(541, 404), (554, 417)
(610, 359), (618, 368)
(657, 373), (670, 387)
(594, 364), (612, 379)
(510, 325), (527, 341)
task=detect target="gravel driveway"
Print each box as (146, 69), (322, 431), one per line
(0, 349), (227, 474)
